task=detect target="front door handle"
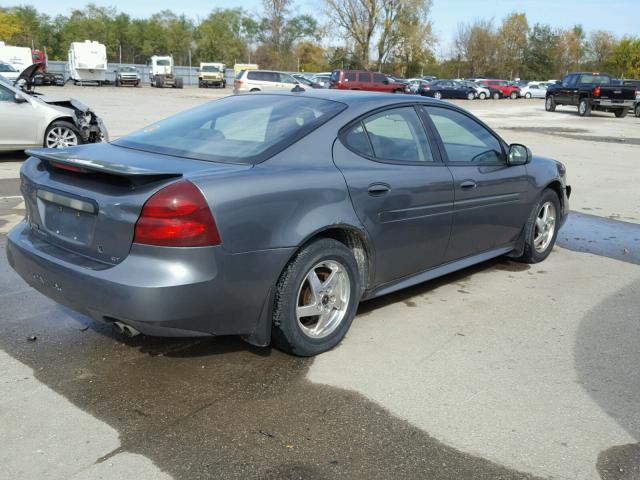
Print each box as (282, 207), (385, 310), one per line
(460, 180), (477, 190)
(367, 183), (390, 196)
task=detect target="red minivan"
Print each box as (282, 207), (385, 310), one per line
(478, 79), (521, 99)
(329, 70), (406, 93)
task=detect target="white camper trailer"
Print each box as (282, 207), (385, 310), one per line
(0, 41), (33, 72)
(68, 40), (107, 85)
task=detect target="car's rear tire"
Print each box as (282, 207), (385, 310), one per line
(271, 238), (361, 356)
(175, 77), (184, 89)
(155, 77), (164, 88)
(492, 92), (501, 100)
(578, 98), (591, 116)
(635, 104), (640, 118)
(434, 91), (442, 100)
(516, 189), (561, 264)
(510, 91), (518, 99)
(250, 88), (260, 92)
(614, 108), (628, 118)
(545, 95), (556, 111)
(44, 121), (82, 149)
(478, 92), (486, 100)
(525, 92), (532, 99)
(467, 92), (475, 100)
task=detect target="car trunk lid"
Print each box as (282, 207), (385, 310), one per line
(21, 143), (250, 265)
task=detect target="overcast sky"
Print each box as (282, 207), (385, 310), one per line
(25, 0), (640, 54)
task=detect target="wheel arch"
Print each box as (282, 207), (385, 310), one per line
(545, 180), (565, 213)
(43, 115), (80, 143)
(295, 224), (374, 295)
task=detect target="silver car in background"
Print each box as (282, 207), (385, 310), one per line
(521, 82), (548, 99)
(0, 64), (108, 151)
(460, 80), (491, 99)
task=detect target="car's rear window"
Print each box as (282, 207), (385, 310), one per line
(114, 95), (347, 164)
(579, 74), (611, 85)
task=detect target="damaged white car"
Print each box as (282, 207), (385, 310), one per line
(0, 63), (108, 151)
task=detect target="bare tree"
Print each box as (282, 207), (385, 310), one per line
(325, 0), (378, 67)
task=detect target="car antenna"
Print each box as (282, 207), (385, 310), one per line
(291, 84), (305, 93)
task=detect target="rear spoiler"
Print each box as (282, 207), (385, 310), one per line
(26, 148), (182, 178)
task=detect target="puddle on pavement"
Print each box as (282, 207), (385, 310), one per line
(558, 213), (640, 265)
(1, 212), (637, 479)
(597, 444), (640, 480)
(0, 240), (542, 480)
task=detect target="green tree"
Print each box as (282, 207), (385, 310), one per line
(498, 12), (529, 79)
(0, 9), (22, 42)
(196, 9), (252, 66)
(523, 23), (562, 79)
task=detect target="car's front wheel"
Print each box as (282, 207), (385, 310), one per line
(517, 189), (561, 264)
(510, 91), (518, 99)
(525, 92), (532, 99)
(492, 92), (501, 100)
(635, 104), (640, 118)
(44, 121), (82, 149)
(272, 238), (361, 356)
(467, 92), (475, 100)
(578, 98), (591, 116)
(478, 92), (486, 100)
(433, 91), (442, 100)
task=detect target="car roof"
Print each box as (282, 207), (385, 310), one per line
(239, 89), (452, 108)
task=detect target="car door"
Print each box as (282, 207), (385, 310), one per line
(333, 105), (454, 285)
(421, 105), (530, 261)
(0, 85), (40, 148)
(278, 72), (298, 90)
(373, 73), (387, 92)
(358, 72), (372, 91)
(556, 74), (576, 104)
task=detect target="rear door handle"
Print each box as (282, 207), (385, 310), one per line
(367, 183), (390, 196)
(460, 180), (477, 190)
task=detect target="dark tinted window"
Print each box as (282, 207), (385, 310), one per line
(373, 73), (386, 83)
(0, 64), (17, 72)
(115, 95), (346, 164)
(343, 123), (373, 156)
(345, 71), (356, 81)
(330, 70), (340, 82)
(361, 107), (433, 162)
(359, 72), (371, 82)
(563, 74), (578, 87)
(425, 107), (504, 164)
(248, 71), (277, 82)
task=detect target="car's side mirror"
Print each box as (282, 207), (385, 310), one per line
(14, 93), (27, 104)
(508, 144), (531, 165)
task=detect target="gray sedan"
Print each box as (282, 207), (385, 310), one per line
(7, 91), (570, 356)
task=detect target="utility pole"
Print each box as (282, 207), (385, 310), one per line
(119, 44), (122, 65)
(188, 48), (192, 86)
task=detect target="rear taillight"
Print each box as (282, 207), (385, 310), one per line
(594, 86), (601, 97)
(134, 180), (221, 247)
(234, 79), (242, 88)
(50, 161), (84, 173)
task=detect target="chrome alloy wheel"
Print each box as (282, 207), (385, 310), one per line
(534, 201), (557, 253)
(296, 260), (351, 339)
(45, 127), (79, 148)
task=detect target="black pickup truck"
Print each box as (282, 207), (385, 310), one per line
(545, 72), (637, 117)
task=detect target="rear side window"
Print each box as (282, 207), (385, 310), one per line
(359, 72), (371, 82)
(330, 70), (340, 82)
(345, 72), (356, 81)
(373, 73), (386, 83)
(424, 107), (504, 164)
(344, 107), (434, 162)
(0, 85), (14, 102)
(115, 95), (346, 164)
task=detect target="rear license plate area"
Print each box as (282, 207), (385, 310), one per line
(37, 190), (97, 244)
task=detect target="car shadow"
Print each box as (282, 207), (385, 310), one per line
(574, 278), (640, 478)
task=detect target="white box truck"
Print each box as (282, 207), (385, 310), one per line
(149, 56), (183, 88)
(68, 40), (107, 85)
(0, 41), (33, 73)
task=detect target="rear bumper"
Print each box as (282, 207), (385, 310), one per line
(7, 222), (294, 337)
(593, 99), (635, 108)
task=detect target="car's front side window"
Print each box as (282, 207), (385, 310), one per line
(424, 107), (504, 165)
(0, 85), (14, 102)
(344, 107), (434, 163)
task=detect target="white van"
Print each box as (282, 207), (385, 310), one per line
(233, 69), (299, 94)
(0, 41), (33, 73)
(68, 40), (107, 85)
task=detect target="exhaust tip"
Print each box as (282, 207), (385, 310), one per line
(112, 321), (141, 338)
